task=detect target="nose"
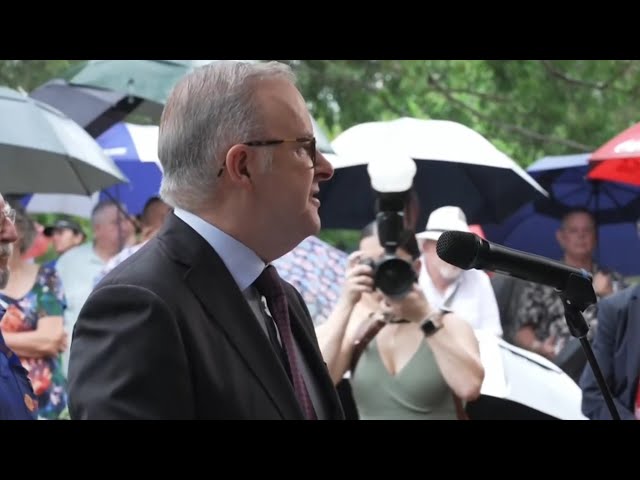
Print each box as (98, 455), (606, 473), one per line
(1, 218), (18, 244)
(314, 151), (334, 182)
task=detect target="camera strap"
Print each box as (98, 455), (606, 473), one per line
(349, 313), (386, 374)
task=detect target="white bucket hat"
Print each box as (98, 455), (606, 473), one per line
(416, 205), (470, 242)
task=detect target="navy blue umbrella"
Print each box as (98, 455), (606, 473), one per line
(483, 153), (640, 276)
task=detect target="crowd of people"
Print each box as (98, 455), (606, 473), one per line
(1, 60), (639, 420)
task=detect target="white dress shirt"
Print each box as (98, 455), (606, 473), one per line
(418, 261), (503, 337)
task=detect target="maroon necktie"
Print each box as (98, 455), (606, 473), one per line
(254, 265), (317, 420)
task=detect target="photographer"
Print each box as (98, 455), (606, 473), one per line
(315, 222), (484, 420)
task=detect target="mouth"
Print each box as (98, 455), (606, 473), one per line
(310, 190), (321, 207)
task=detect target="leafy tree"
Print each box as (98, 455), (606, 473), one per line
(5, 60), (640, 252)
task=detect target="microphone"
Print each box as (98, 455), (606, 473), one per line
(436, 231), (592, 291)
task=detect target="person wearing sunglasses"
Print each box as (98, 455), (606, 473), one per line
(0, 193), (38, 420)
(68, 60), (342, 420)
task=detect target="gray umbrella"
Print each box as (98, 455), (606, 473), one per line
(0, 86), (128, 195)
(66, 60), (336, 154)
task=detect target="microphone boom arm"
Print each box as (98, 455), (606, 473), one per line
(557, 274), (620, 420)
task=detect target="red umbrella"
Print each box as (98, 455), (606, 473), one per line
(588, 121), (640, 186)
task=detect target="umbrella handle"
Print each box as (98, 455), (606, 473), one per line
(101, 190), (142, 232)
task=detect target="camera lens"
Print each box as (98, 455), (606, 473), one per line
(374, 257), (416, 299)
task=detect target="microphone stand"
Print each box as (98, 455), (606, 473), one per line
(557, 274), (620, 420)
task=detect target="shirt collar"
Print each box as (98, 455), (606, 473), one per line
(173, 208), (265, 291)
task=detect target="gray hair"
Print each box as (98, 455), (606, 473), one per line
(158, 60), (296, 211)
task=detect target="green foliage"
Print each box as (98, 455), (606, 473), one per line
(5, 59), (640, 251)
(317, 229), (360, 253)
(290, 60), (640, 168)
(0, 60), (83, 91)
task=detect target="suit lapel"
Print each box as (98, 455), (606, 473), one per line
(626, 287), (640, 387)
(160, 214), (304, 419)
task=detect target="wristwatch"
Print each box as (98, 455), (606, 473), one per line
(420, 308), (452, 337)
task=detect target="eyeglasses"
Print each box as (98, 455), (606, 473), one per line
(0, 206), (16, 233)
(217, 136), (317, 177)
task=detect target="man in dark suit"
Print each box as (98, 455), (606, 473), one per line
(0, 193), (37, 420)
(579, 284), (640, 420)
(67, 61), (343, 419)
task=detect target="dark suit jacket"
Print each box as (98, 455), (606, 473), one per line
(68, 213), (344, 420)
(579, 284), (640, 420)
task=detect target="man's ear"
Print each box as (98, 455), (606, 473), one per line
(224, 144), (254, 186)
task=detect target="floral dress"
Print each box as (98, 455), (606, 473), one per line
(0, 265), (68, 419)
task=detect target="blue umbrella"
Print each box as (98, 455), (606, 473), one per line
(482, 153), (640, 276)
(97, 122), (162, 215)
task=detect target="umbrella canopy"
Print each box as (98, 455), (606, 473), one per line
(0, 86), (128, 195)
(320, 117), (548, 230)
(482, 153), (640, 276)
(98, 122), (163, 215)
(66, 60), (216, 105)
(66, 60), (335, 154)
(588, 121), (640, 186)
(272, 236), (348, 326)
(24, 122), (161, 218)
(23, 115), (336, 218)
(470, 331), (587, 420)
(29, 78), (160, 139)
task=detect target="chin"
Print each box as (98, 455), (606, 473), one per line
(307, 211), (322, 236)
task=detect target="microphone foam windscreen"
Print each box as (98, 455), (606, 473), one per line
(436, 231), (479, 269)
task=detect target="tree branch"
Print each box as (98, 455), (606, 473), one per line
(435, 85), (511, 103)
(540, 60), (633, 94)
(305, 61), (409, 118)
(427, 73), (595, 151)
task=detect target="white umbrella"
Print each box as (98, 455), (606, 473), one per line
(0, 86), (128, 195)
(320, 117), (548, 229)
(473, 330), (588, 420)
(24, 192), (99, 218)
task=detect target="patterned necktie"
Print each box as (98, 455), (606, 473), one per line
(254, 265), (317, 420)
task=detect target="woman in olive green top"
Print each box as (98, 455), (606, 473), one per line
(316, 224), (484, 420)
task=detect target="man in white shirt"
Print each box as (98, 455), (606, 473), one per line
(56, 200), (134, 376)
(416, 206), (503, 337)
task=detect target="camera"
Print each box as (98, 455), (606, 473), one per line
(366, 151), (418, 299)
(364, 191), (417, 299)
(360, 254), (416, 300)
